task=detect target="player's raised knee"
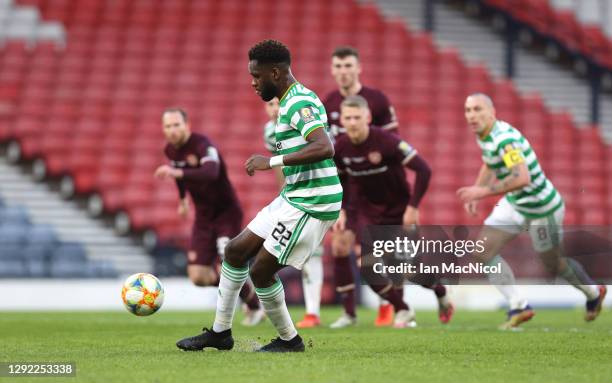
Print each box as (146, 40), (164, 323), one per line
(223, 238), (244, 266)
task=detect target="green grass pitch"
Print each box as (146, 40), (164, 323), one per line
(1, 308), (610, 383)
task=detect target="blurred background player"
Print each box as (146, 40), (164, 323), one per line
(330, 95), (453, 328)
(176, 40), (340, 352)
(457, 93), (607, 329)
(154, 108), (263, 326)
(262, 97), (324, 328)
(263, 98), (285, 188)
(324, 46), (398, 136)
(324, 46), (401, 326)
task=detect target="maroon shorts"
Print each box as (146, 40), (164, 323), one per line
(346, 208), (403, 244)
(189, 206), (243, 266)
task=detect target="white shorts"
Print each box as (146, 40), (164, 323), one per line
(247, 196), (334, 270)
(484, 197), (564, 253)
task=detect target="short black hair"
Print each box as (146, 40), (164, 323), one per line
(248, 40), (291, 66)
(332, 46), (360, 60)
(162, 107), (188, 122)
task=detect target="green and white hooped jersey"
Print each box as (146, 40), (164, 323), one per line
(477, 120), (563, 218)
(275, 82), (342, 221)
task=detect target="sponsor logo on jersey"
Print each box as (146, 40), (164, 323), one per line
(398, 141), (414, 156)
(276, 142), (283, 150)
(342, 156), (367, 165)
(368, 151), (382, 165)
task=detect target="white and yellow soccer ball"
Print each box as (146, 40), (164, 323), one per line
(121, 273), (164, 316)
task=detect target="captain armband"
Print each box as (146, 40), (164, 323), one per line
(502, 149), (524, 168)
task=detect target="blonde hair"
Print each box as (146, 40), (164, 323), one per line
(341, 95), (369, 110)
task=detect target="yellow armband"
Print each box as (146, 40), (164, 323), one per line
(502, 149), (524, 168)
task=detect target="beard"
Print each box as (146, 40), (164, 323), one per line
(260, 82), (278, 102)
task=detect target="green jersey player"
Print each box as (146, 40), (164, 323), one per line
(457, 93), (606, 329)
(177, 40), (341, 352)
(262, 97), (325, 329)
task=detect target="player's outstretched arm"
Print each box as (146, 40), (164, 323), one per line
(154, 164), (181, 180)
(403, 154), (431, 227)
(474, 163), (495, 187)
(485, 162), (530, 195)
(154, 161), (220, 183)
(177, 197), (189, 218)
(245, 127), (333, 176)
(405, 155), (431, 208)
(332, 209), (347, 232)
(457, 162), (529, 203)
(456, 163), (491, 215)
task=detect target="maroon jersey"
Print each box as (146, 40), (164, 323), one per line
(323, 86), (398, 137)
(164, 133), (241, 219)
(334, 128), (419, 219)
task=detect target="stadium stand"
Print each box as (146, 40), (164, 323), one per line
(0, 0), (609, 260)
(483, 0), (612, 69)
(0, 153), (153, 273)
(374, 0), (612, 139)
(0, 1), (65, 47)
(0, 197), (117, 277)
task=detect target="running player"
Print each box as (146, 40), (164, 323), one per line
(176, 40), (341, 352)
(154, 108), (263, 326)
(330, 95), (453, 328)
(262, 97), (324, 328)
(324, 46), (400, 326)
(457, 93), (606, 329)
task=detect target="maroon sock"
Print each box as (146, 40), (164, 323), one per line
(334, 256), (356, 318)
(239, 280), (260, 310)
(371, 283), (409, 312)
(394, 286), (404, 300)
(432, 283), (447, 298)
(421, 282), (447, 298)
(340, 289), (356, 318)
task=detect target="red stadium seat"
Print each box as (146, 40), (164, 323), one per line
(1, 0), (608, 248)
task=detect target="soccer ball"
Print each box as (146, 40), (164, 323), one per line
(121, 273), (164, 316)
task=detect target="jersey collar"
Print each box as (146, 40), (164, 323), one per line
(478, 120), (497, 142)
(280, 82), (298, 103)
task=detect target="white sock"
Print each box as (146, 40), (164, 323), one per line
(212, 262), (248, 333)
(560, 258), (599, 300)
(487, 255), (527, 310)
(256, 279), (297, 341)
(301, 254), (322, 316)
(437, 294), (450, 307)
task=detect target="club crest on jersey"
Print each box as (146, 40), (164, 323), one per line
(186, 154), (199, 167)
(331, 111), (340, 120)
(299, 107), (316, 123)
(368, 151), (382, 165)
(398, 141), (414, 156)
